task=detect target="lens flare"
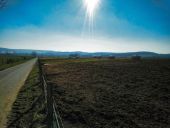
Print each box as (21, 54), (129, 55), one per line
(84, 0), (100, 18)
(83, 0), (100, 36)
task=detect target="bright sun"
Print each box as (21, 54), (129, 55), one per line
(84, 0), (100, 17)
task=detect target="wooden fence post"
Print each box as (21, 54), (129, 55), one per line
(38, 58), (43, 86)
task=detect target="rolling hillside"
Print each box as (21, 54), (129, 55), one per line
(0, 47), (170, 58)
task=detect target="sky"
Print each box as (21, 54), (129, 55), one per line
(0, 0), (170, 53)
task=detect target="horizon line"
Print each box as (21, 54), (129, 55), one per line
(0, 47), (170, 54)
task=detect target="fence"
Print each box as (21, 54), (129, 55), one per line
(38, 59), (64, 128)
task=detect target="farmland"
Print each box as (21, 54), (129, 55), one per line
(6, 58), (170, 128)
(42, 58), (170, 128)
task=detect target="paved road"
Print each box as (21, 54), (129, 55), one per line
(0, 58), (37, 128)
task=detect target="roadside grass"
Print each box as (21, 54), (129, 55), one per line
(7, 63), (46, 128)
(0, 55), (33, 71)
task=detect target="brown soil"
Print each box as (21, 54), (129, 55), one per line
(7, 64), (46, 128)
(44, 58), (170, 128)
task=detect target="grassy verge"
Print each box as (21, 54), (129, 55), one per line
(7, 63), (46, 128)
(0, 55), (33, 71)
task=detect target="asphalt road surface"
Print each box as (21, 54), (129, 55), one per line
(0, 58), (37, 128)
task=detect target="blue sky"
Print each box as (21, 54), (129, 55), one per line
(0, 0), (170, 53)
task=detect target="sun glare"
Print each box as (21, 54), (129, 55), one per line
(84, 0), (100, 18)
(82, 0), (101, 36)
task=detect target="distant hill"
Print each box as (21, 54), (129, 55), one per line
(0, 47), (170, 58)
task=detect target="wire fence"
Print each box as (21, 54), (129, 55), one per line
(38, 58), (64, 128)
